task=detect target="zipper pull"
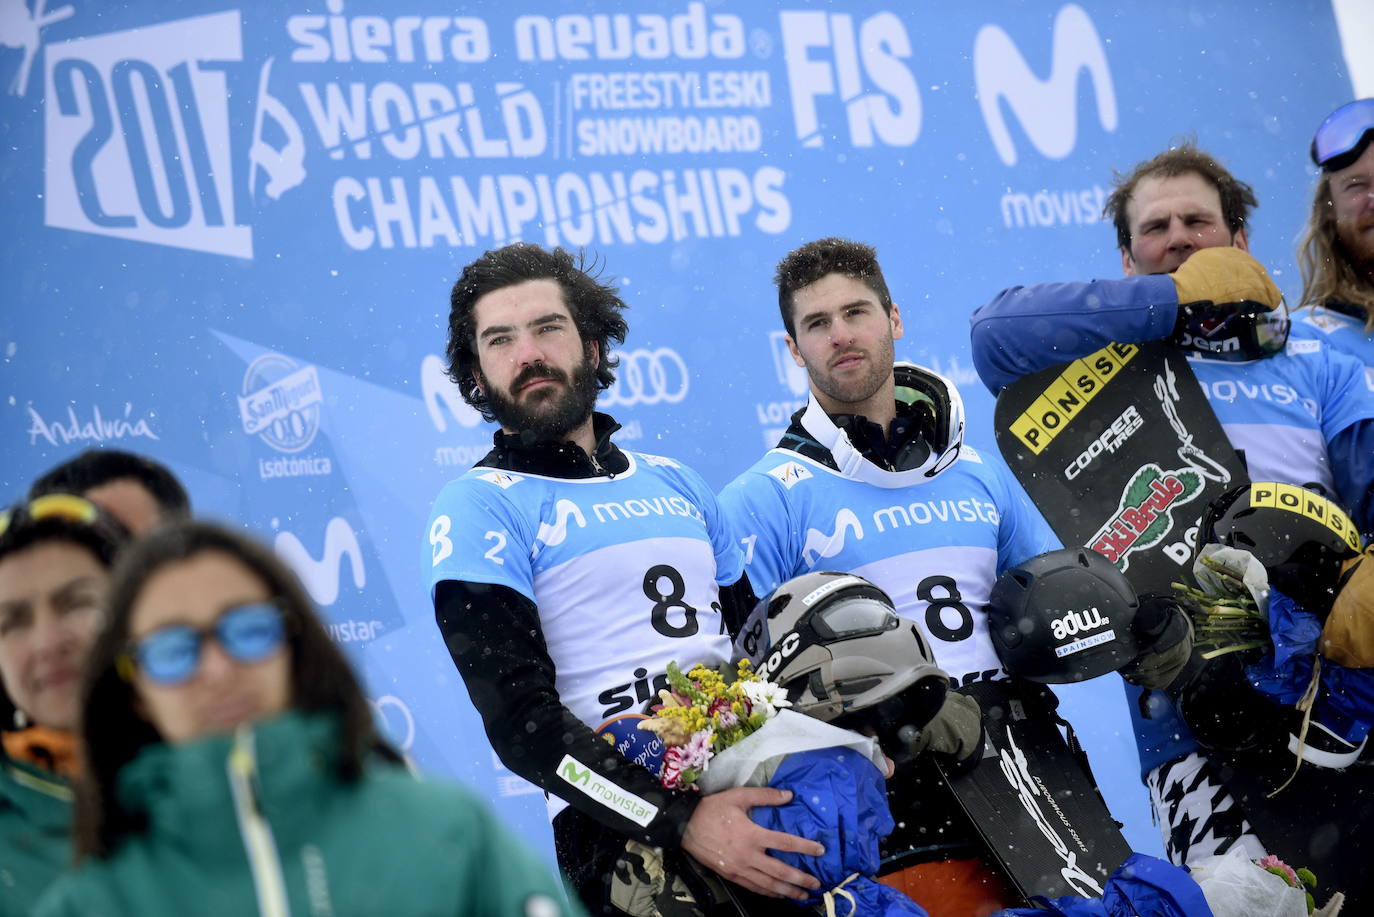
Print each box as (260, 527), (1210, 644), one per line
(230, 725), (264, 814)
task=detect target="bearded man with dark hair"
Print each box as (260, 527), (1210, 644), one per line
(428, 243), (821, 917)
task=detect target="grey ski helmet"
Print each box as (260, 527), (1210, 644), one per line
(736, 571), (948, 722)
(988, 548), (1142, 683)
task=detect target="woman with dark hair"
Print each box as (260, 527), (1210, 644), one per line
(0, 494), (127, 915)
(37, 520), (582, 917)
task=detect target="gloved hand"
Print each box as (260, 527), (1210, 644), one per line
(1119, 593), (1194, 690)
(1322, 550), (1374, 667)
(905, 691), (983, 769)
(1168, 247), (1281, 309)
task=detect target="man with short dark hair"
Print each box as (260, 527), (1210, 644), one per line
(969, 144), (1374, 898)
(28, 449), (189, 534)
(973, 143), (1374, 534)
(1297, 99), (1374, 368)
(1103, 145), (1260, 269)
(426, 243), (821, 916)
(720, 237), (1072, 913)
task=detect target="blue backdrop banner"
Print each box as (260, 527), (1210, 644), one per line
(1, 0), (1357, 863)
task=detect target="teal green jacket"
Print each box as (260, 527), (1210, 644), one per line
(35, 712), (583, 917)
(0, 750), (73, 915)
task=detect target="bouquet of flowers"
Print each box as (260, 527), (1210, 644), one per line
(1172, 546), (1270, 661)
(634, 659), (791, 791)
(1171, 544), (1374, 770)
(1188, 849), (1336, 917)
(634, 659), (928, 916)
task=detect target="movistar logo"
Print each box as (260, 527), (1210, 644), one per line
(801, 508), (863, 566)
(555, 755), (658, 827)
(560, 759), (591, 787)
(421, 354), (482, 432)
(532, 500), (586, 557)
(973, 4), (1117, 166)
(274, 517), (365, 606)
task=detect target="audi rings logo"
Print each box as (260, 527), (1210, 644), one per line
(601, 347), (689, 407)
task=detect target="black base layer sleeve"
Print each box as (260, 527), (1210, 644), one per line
(434, 578), (700, 848)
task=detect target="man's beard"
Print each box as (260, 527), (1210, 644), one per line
(1336, 217), (1374, 279)
(483, 356), (600, 442)
(807, 332), (896, 409)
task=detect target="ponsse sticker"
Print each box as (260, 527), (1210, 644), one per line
(1009, 342), (1138, 455)
(1251, 483), (1362, 553)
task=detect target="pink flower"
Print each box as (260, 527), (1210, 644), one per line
(1257, 855), (1298, 887)
(708, 698), (739, 729)
(660, 746), (689, 790)
(680, 728), (715, 771)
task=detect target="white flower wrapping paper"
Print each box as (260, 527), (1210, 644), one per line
(694, 709), (886, 794)
(1189, 848), (1308, 917)
(1193, 543), (1271, 613)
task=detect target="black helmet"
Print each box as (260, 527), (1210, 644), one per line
(1197, 482), (1362, 616)
(736, 571), (948, 724)
(988, 548), (1142, 683)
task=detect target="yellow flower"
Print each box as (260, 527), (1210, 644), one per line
(688, 664), (727, 698)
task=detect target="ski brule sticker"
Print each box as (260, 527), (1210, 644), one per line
(1089, 464), (1204, 570)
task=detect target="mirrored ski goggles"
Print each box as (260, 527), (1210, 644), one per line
(120, 601), (287, 685)
(1311, 98), (1374, 171)
(0, 493), (100, 539)
(893, 363), (965, 478)
(1175, 299), (1289, 363)
(811, 595), (901, 640)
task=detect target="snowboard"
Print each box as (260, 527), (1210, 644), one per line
(936, 681), (1134, 900)
(993, 340), (1248, 595)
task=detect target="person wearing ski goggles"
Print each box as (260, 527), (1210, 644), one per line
(970, 142), (1374, 907)
(27, 449), (191, 536)
(1297, 98), (1374, 368)
(39, 520), (582, 917)
(0, 493), (127, 917)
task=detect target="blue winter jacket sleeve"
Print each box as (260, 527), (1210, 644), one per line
(1331, 421), (1374, 539)
(969, 274), (1179, 394)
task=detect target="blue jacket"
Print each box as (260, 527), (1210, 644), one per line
(969, 274), (1374, 774)
(970, 274), (1374, 539)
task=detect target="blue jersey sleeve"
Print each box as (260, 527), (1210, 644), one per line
(1310, 345), (1374, 534)
(424, 477), (534, 602)
(717, 468), (801, 600)
(969, 274), (1179, 394)
(673, 461), (746, 587)
(1316, 343), (1374, 443)
(983, 450), (1062, 573)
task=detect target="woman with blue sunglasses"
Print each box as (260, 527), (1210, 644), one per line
(1297, 98), (1374, 367)
(35, 520), (583, 917)
(0, 494), (127, 916)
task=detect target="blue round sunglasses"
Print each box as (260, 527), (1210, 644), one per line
(120, 602), (287, 686)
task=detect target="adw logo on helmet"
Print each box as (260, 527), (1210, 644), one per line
(973, 4), (1117, 166)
